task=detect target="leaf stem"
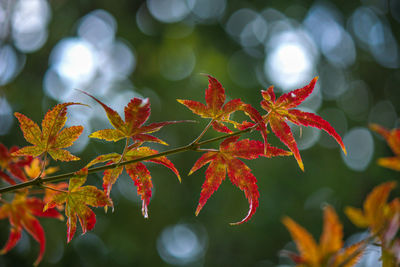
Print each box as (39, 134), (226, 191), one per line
(0, 125), (256, 194)
(36, 153), (47, 180)
(40, 184), (68, 194)
(191, 119), (214, 145)
(117, 138), (130, 165)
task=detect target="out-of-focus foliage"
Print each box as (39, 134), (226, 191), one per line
(0, 0), (399, 266)
(370, 124), (400, 171)
(283, 205), (363, 267)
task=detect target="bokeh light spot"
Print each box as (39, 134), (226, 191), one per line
(51, 38), (97, 86)
(318, 108), (348, 149)
(157, 223), (207, 265)
(368, 100), (397, 129)
(337, 80), (371, 122)
(78, 9), (116, 48)
(265, 29), (317, 89)
(159, 44), (195, 81)
(342, 127), (374, 171)
(0, 97), (13, 135)
(147, 0), (190, 23)
(188, 0), (226, 22)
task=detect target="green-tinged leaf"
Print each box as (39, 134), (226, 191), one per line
(12, 103), (84, 161)
(89, 129), (126, 142)
(44, 169), (112, 243)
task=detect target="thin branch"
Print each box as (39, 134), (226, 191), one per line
(0, 125), (257, 194)
(40, 184), (68, 194)
(191, 119), (214, 145)
(196, 148), (218, 152)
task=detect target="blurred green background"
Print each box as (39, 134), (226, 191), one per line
(0, 0), (400, 266)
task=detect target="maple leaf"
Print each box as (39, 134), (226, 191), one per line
(256, 77), (346, 171)
(283, 205), (363, 267)
(0, 192), (62, 266)
(345, 181), (397, 234)
(80, 91), (183, 145)
(24, 157), (59, 180)
(44, 168), (112, 243)
(12, 103), (84, 161)
(177, 75), (244, 133)
(22, 157), (68, 210)
(345, 181), (400, 266)
(87, 146), (180, 218)
(0, 143), (32, 184)
(370, 124), (400, 171)
(189, 136), (291, 224)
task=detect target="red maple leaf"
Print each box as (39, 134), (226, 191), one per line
(177, 75), (244, 133)
(87, 146), (180, 218)
(0, 143), (32, 184)
(80, 91), (183, 145)
(259, 77), (346, 170)
(0, 193), (62, 266)
(189, 136), (291, 224)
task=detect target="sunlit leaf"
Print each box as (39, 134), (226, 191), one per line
(44, 168), (112, 242)
(253, 77), (346, 170)
(12, 103), (84, 161)
(80, 91), (184, 145)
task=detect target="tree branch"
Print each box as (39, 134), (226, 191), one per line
(0, 125), (255, 194)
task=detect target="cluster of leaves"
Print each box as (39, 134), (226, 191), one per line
(0, 75), (349, 265)
(282, 124), (400, 267)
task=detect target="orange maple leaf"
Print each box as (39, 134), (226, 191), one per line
(283, 205), (363, 267)
(44, 168), (112, 243)
(345, 181), (400, 266)
(0, 193), (62, 266)
(345, 181), (397, 234)
(189, 136), (291, 224)
(12, 103), (84, 161)
(23, 157), (68, 210)
(370, 124), (400, 171)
